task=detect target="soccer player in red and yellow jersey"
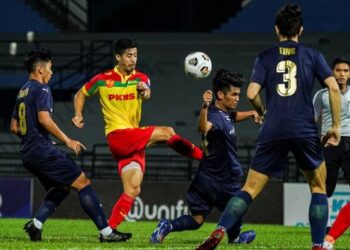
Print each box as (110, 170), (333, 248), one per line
(72, 38), (202, 236)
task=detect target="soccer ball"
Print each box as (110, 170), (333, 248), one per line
(184, 51), (212, 79)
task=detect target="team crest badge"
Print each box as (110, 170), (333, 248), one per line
(105, 79), (114, 88)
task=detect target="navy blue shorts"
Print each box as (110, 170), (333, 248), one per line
(21, 141), (82, 190)
(186, 173), (241, 215)
(251, 137), (324, 178)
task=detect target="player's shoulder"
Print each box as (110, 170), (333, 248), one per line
(100, 68), (116, 78)
(313, 88), (328, 100)
(86, 68), (115, 84)
(298, 43), (323, 58)
(134, 69), (149, 79)
(29, 81), (49, 94)
(208, 106), (226, 121)
(315, 88), (328, 95)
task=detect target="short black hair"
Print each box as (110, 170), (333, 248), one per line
(212, 69), (244, 99)
(114, 38), (137, 55)
(275, 3), (303, 38)
(332, 57), (350, 69)
(24, 49), (52, 73)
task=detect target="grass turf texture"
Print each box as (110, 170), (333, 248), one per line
(1, 219), (350, 249)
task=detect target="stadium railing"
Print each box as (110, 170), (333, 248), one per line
(0, 39), (113, 90)
(0, 141), (309, 182)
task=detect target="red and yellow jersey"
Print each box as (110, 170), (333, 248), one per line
(82, 66), (151, 135)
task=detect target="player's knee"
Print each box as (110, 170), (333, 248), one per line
(309, 179), (326, 194)
(72, 172), (91, 190)
(164, 126), (176, 140)
(125, 186), (141, 198)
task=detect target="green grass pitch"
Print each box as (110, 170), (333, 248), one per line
(1, 219), (350, 249)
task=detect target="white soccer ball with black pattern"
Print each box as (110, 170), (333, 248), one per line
(184, 51), (212, 79)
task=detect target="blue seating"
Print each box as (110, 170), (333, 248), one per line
(0, 0), (55, 32)
(215, 0), (350, 32)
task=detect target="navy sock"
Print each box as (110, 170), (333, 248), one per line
(170, 215), (201, 231)
(218, 191), (252, 230)
(226, 219), (242, 242)
(78, 185), (108, 230)
(35, 187), (70, 223)
(309, 193), (328, 246)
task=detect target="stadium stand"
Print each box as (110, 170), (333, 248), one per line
(216, 0), (350, 32)
(0, 0), (55, 32)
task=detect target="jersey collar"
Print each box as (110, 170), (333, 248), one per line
(114, 66), (136, 83)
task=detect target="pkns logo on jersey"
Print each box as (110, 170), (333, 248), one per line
(108, 93), (135, 101)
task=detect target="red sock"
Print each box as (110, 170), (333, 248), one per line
(167, 134), (202, 160)
(108, 193), (134, 229)
(329, 202), (350, 240)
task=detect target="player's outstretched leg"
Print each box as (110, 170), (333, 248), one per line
(195, 227), (225, 250)
(167, 134), (203, 160)
(150, 219), (173, 243)
(23, 220), (42, 241)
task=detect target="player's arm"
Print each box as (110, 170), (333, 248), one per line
(39, 111), (86, 155)
(137, 82), (151, 100)
(72, 87), (86, 128)
(323, 76), (341, 146)
(198, 90), (213, 135)
(232, 110), (262, 124)
(247, 82), (265, 116)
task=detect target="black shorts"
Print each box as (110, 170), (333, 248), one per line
(251, 137), (324, 178)
(186, 173), (241, 215)
(22, 141), (82, 190)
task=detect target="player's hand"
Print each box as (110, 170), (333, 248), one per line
(253, 111), (263, 124)
(324, 127), (340, 147)
(137, 82), (149, 98)
(66, 139), (86, 155)
(72, 114), (84, 129)
(202, 90), (212, 108)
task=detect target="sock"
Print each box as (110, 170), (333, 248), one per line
(170, 215), (201, 231)
(33, 218), (43, 229)
(100, 226), (113, 236)
(309, 193), (328, 247)
(328, 202), (350, 240)
(108, 193), (134, 229)
(218, 191), (252, 230)
(35, 187), (71, 224)
(327, 196), (333, 227)
(78, 185), (108, 230)
(226, 220), (242, 242)
(167, 134), (203, 160)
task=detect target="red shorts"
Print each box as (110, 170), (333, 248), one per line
(107, 126), (155, 175)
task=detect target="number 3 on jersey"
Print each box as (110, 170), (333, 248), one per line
(18, 102), (27, 135)
(276, 60), (297, 96)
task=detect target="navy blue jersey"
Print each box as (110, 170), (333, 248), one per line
(12, 79), (53, 151)
(250, 40), (332, 142)
(198, 105), (242, 182)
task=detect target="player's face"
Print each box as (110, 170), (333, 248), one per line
(40, 61), (53, 84)
(116, 48), (138, 74)
(222, 86), (240, 110)
(333, 63), (350, 86)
